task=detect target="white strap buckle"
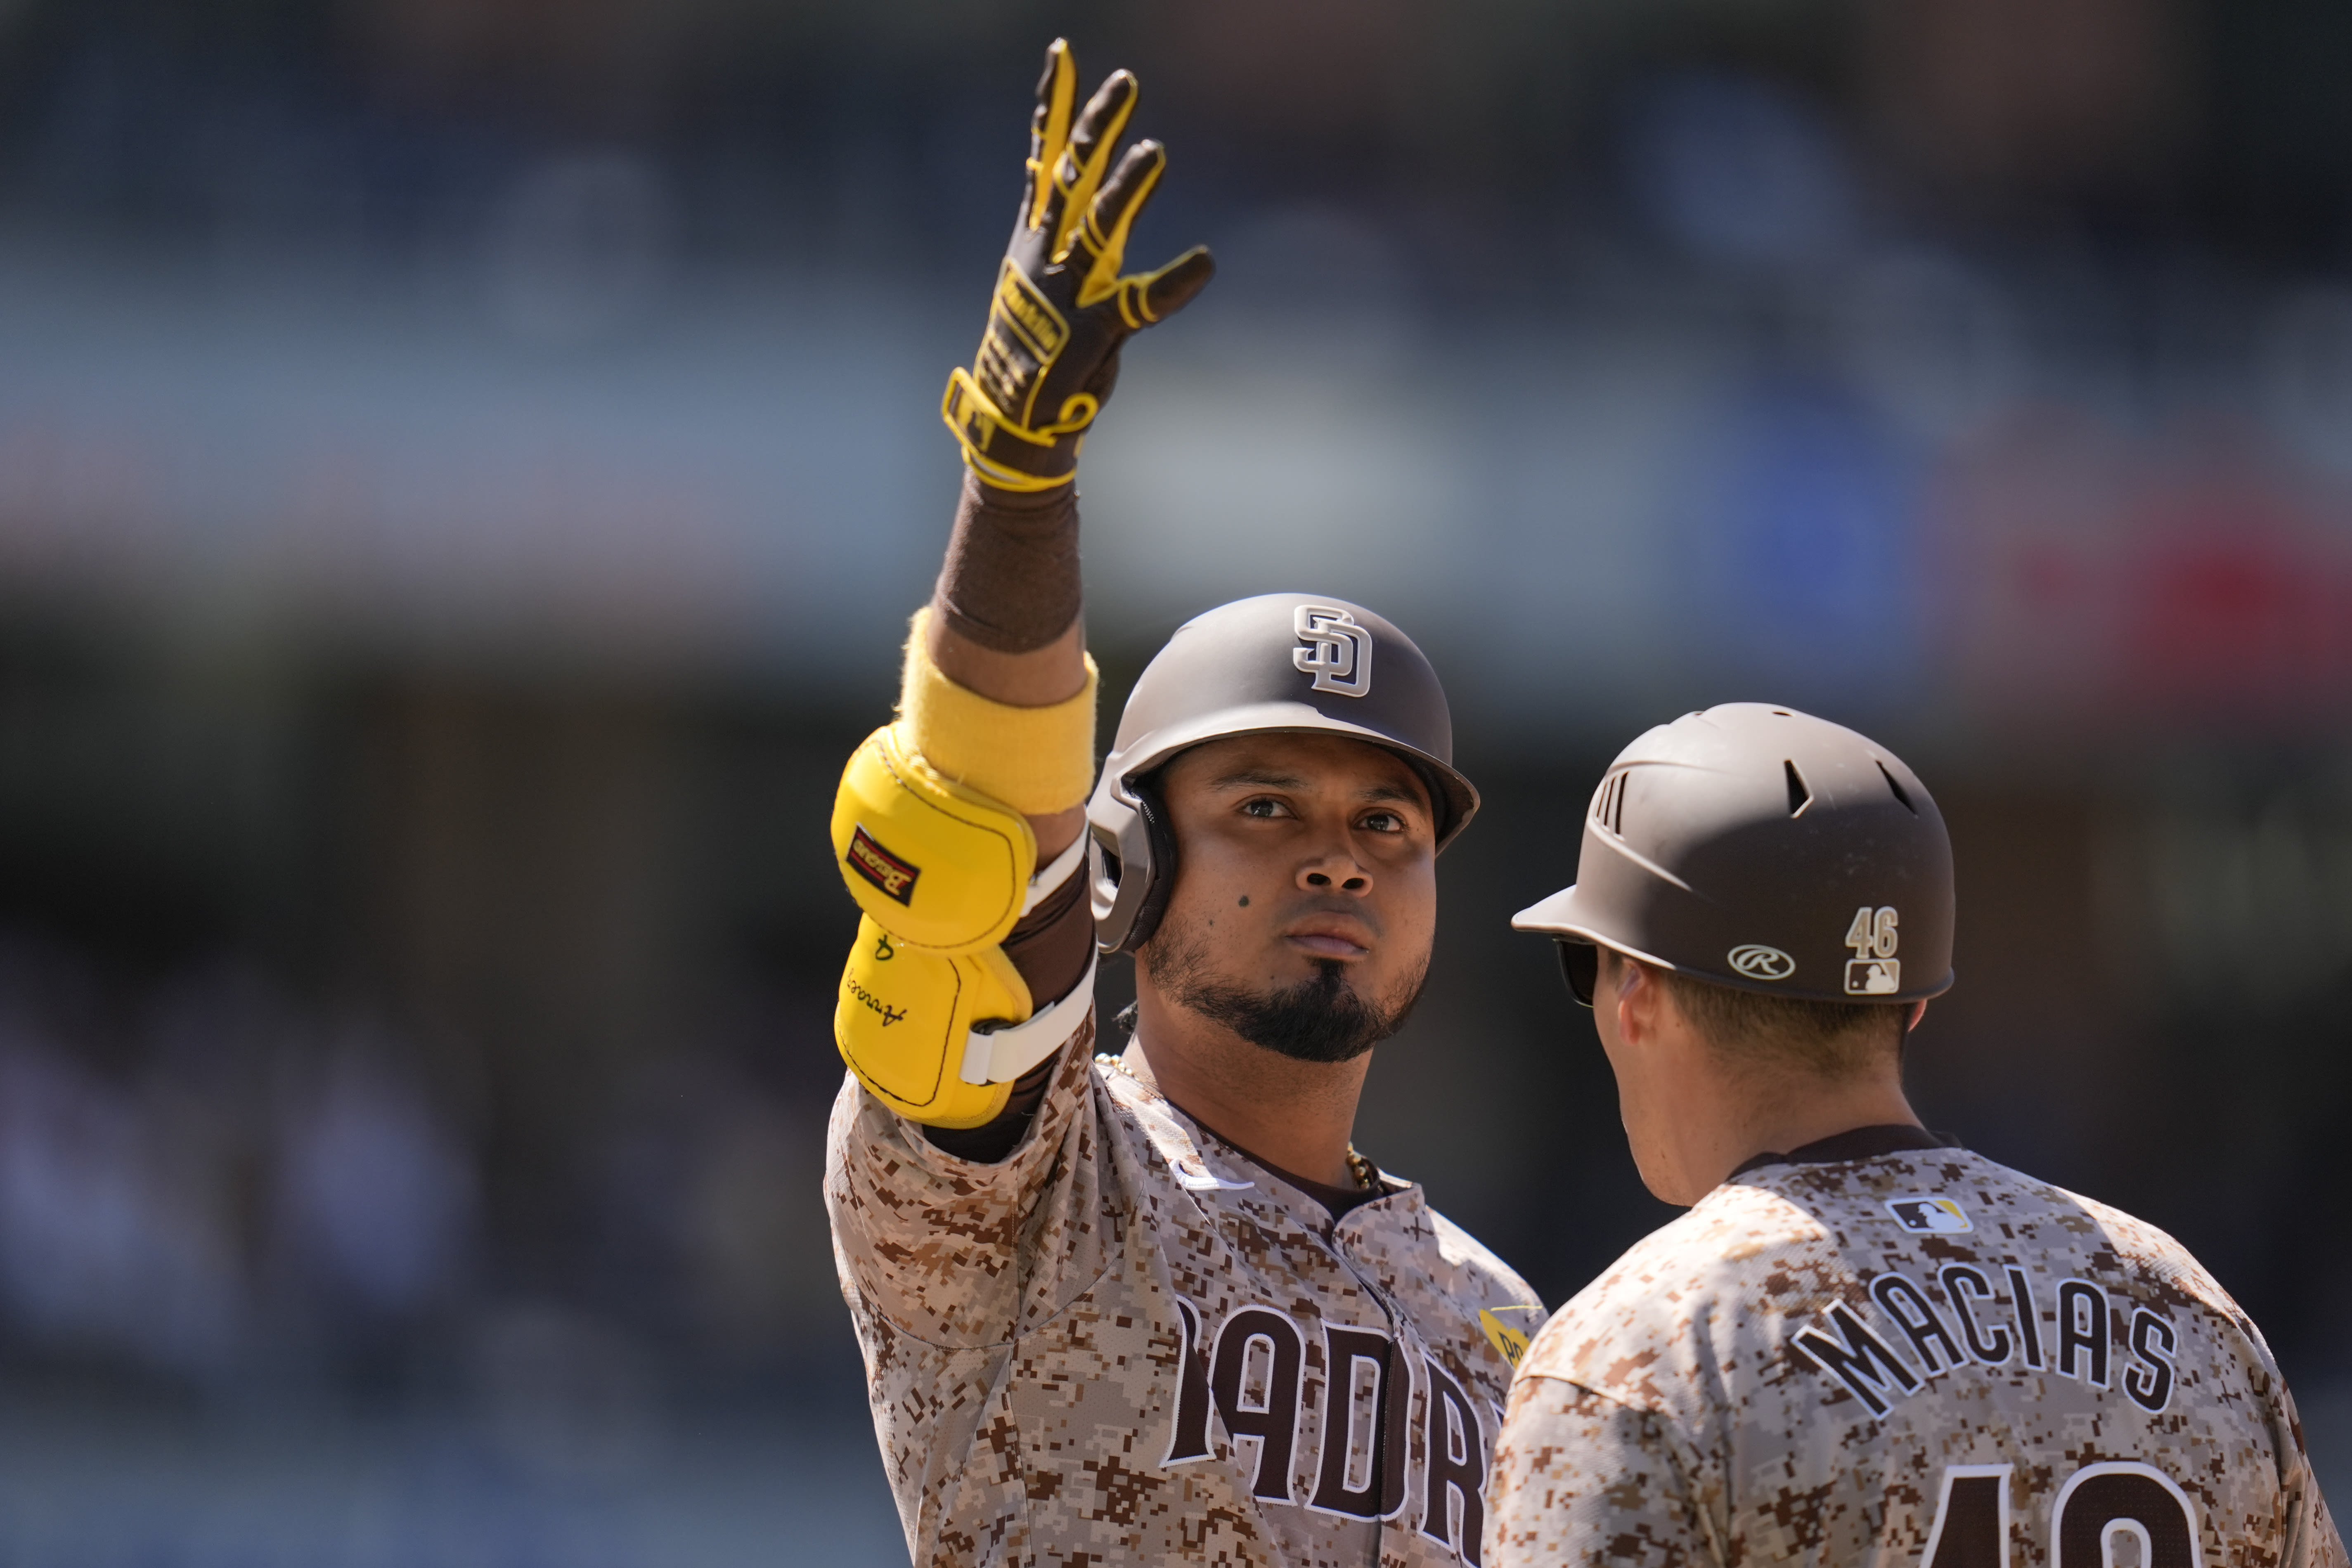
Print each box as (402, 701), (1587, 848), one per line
(961, 952), (1098, 1086)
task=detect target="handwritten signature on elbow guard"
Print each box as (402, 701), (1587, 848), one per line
(846, 978), (909, 1027)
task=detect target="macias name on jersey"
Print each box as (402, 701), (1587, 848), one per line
(1791, 1263), (2181, 1420)
(1164, 1297), (1497, 1566)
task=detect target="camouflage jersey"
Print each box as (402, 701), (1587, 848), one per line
(826, 1014), (1547, 1567)
(1486, 1139), (2345, 1568)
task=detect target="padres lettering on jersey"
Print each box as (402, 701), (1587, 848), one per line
(1487, 1149), (2345, 1568)
(826, 1017), (1544, 1567)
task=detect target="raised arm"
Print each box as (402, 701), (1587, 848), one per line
(928, 36), (1211, 847)
(828, 40), (1212, 1135)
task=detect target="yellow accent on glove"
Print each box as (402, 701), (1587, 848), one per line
(940, 41), (1212, 491)
(835, 918), (1030, 1128)
(1025, 40), (1079, 237)
(831, 722), (1036, 954)
(897, 608), (1098, 816)
(941, 367), (1094, 495)
(1075, 152), (1163, 313)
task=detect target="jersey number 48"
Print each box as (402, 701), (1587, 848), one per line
(1923, 1462), (2200, 1568)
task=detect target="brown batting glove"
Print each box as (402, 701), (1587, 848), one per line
(941, 40), (1215, 493)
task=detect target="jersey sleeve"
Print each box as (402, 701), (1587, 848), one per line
(823, 1013), (1116, 1349)
(2276, 1375), (2349, 1568)
(1486, 1375), (1718, 1568)
(2228, 1293), (2351, 1568)
(2283, 1469), (2347, 1568)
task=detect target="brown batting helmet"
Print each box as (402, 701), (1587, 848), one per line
(1512, 703), (1954, 1004)
(1088, 593), (1478, 954)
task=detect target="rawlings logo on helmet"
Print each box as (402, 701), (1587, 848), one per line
(1293, 604), (1372, 698)
(1728, 944), (1796, 981)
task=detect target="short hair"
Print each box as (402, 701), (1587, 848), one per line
(1650, 964), (1906, 1080)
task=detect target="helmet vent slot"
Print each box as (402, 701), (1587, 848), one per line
(1784, 759), (1812, 817)
(1876, 759), (1917, 815)
(1592, 769), (1630, 835)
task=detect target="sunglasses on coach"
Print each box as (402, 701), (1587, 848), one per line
(1555, 940), (1599, 1009)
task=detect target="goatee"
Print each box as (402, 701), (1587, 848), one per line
(1143, 914), (1427, 1064)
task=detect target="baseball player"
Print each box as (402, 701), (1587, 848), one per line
(823, 42), (1543, 1566)
(1486, 704), (2345, 1568)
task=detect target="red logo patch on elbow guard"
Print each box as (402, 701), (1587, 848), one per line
(846, 825), (922, 905)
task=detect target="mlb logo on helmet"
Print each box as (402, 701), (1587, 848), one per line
(1885, 1196), (1971, 1233)
(1848, 959), (1900, 993)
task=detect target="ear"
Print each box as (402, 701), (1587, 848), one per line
(1613, 957), (1668, 1047)
(1906, 1000), (1929, 1032)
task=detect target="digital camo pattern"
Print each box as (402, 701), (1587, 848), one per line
(1487, 1148), (2346, 1568)
(826, 1012), (1546, 1567)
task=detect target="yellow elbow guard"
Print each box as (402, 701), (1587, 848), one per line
(830, 723), (1100, 1127)
(836, 920), (1031, 1128)
(834, 910), (1099, 1128)
(831, 723), (1036, 953)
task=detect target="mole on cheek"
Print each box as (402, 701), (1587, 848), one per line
(1238, 895), (1250, 908)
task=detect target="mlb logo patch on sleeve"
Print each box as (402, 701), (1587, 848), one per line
(1885, 1196), (1971, 1234)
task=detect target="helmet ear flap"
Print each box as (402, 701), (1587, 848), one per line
(1122, 777), (1178, 953)
(1090, 769), (1179, 956)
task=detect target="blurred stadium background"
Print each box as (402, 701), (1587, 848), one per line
(0, 0), (2348, 1559)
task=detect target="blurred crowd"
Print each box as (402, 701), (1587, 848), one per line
(0, 927), (840, 1398)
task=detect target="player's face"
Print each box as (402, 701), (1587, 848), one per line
(1140, 732), (1439, 1063)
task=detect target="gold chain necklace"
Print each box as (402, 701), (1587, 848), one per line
(1096, 1052), (1379, 1192)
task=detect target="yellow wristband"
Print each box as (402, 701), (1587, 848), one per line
(898, 607), (1098, 816)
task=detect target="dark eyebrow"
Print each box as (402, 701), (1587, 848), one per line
(1360, 782), (1425, 808)
(1208, 768), (1309, 791)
